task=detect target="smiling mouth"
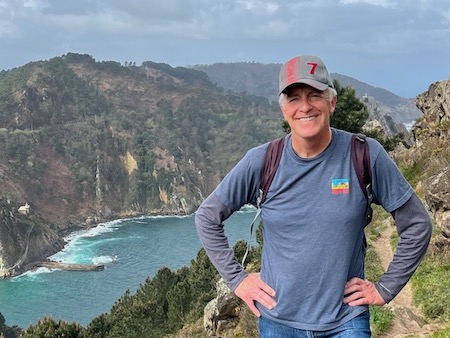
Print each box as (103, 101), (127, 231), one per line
(296, 115), (318, 122)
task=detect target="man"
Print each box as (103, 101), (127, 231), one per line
(195, 55), (432, 337)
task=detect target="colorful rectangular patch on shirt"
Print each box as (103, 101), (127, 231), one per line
(332, 179), (349, 195)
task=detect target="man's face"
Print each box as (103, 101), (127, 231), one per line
(280, 84), (336, 142)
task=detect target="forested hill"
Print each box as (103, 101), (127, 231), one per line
(0, 53), (284, 275)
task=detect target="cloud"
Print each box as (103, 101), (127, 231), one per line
(339, 0), (395, 8)
(23, 0), (49, 11)
(0, 0), (448, 97)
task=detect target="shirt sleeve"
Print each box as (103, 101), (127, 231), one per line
(375, 193), (432, 303)
(370, 139), (413, 212)
(195, 192), (248, 290)
(195, 146), (265, 291)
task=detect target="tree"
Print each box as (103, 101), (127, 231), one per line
(0, 312), (21, 338)
(20, 317), (84, 337)
(331, 80), (368, 133)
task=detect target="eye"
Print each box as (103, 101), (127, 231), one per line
(308, 92), (324, 101)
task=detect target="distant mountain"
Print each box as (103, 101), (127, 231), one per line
(191, 63), (423, 124)
(331, 73), (422, 124)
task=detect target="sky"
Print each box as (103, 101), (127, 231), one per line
(0, 0), (449, 98)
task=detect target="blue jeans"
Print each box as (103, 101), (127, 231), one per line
(258, 311), (371, 337)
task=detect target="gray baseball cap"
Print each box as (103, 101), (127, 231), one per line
(279, 55), (334, 94)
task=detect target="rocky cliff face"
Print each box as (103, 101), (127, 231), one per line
(0, 197), (64, 277)
(361, 95), (409, 137)
(400, 80), (450, 249)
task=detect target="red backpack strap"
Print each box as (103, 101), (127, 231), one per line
(351, 133), (373, 225)
(259, 137), (285, 207)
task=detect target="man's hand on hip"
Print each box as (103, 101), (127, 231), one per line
(234, 272), (277, 317)
(344, 277), (386, 306)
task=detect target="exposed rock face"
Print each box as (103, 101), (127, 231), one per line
(361, 95), (409, 137)
(413, 80), (450, 145)
(0, 198), (64, 278)
(203, 279), (241, 336)
(411, 80), (450, 248)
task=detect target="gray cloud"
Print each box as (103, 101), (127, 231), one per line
(0, 0), (448, 97)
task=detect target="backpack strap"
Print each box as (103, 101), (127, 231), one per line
(241, 137), (284, 267)
(258, 137), (285, 208)
(351, 133), (374, 225)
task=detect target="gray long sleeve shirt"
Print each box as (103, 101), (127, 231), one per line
(195, 129), (432, 331)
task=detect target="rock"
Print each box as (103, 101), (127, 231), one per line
(203, 279), (240, 336)
(425, 167), (450, 213)
(361, 95), (409, 137)
(413, 80), (450, 146)
(412, 79), (450, 249)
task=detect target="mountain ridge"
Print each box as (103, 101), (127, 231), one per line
(190, 62), (423, 124)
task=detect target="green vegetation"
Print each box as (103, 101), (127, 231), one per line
(20, 317), (84, 338)
(0, 312), (21, 338)
(331, 80), (368, 133)
(19, 247), (225, 337)
(431, 329), (450, 337)
(0, 53), (285, 216)
(412, 254), (450, 322)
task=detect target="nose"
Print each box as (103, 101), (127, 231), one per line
(297, 96), (313, 112)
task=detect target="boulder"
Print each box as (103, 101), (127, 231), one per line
(203, 278), (240, 336)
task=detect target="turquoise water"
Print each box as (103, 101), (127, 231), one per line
(0, 208), (257, 329)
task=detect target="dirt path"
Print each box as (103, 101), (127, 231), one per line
(372, 221), (441, 337)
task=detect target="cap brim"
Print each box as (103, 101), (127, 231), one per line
(279, 79), (329, 95)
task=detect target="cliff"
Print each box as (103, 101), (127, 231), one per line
(0, 54), (284, 276)
(392, 79), (450, 249)
(412, 79), (450, 248)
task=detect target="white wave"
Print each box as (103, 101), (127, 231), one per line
(147, 214), (192, 220)
(92, 255), (117, 265)
(13, 267), (56, 280)
(48, 214), (190, 265)
(50, 219), (130, 263)
(63, 217), (134, 241)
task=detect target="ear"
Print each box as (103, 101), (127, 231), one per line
(279, 95), (287, 117)
(329, 95), (337, 114)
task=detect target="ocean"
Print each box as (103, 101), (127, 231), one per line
(0, 207), (257, 329)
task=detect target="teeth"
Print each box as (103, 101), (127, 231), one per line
(298, 116), (316, 121)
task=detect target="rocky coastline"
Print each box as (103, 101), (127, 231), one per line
(2, 208), (194, 279)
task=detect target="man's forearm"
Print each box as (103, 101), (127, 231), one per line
(195, 192), (248, 290)
(375, 193), (432, 302)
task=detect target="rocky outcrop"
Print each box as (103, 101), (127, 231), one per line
(361, 95), (409, 137)
(203, 279), (241, 336)
(0, 197), (64, 278)
(410, 80), (450, 249)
